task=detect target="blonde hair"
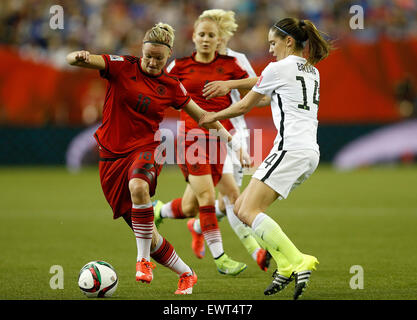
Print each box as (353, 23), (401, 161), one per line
(143, 22), (175, 49)
(198, 9), (238, 39)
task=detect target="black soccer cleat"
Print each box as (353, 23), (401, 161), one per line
(264, 270), (294, 295)
(293, 270), (312, 300)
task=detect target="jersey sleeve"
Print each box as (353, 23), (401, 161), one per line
(252, 62), (277, 96)
(99, 54), (131, 80)
(172, 80), (191, 110)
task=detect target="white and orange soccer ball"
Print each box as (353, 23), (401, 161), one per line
(78, 261), (118, 298)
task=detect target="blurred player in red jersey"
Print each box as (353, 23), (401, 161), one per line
(66, 23), (247, 294)
(152, 14), (252, 275)
(183, 9), (272, 273)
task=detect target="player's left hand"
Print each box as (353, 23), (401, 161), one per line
(238, 148), (253, 168)
(203, 81), (231, 100)
(198, 112), (217, 127)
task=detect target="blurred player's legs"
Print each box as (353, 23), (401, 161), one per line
(217, 172), (270, 271)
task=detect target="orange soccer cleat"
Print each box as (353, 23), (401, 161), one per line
(175, 270), (198, 295)
(256, 248), (272, 272)
(187, 218), (205, 259)
(136, 258), (156, 283)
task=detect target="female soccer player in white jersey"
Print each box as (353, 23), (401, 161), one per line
(200, 17), (331, 299)
(183, 9), (272, 272)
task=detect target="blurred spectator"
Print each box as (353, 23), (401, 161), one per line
(1, 0), (416, 67)
(395, 76), (417, 119)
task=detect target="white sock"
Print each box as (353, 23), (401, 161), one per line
(131, 202), (153, 262)
(160, 201), (174, 218)
(215, 199), (226, 220)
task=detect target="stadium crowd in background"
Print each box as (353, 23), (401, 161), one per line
(1, 0), (417, 69)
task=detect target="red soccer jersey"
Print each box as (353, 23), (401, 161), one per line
(94, 54), (191, 155)
(167, 52), (248, 136)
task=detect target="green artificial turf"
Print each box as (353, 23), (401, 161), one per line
(0, 164), (416, 300)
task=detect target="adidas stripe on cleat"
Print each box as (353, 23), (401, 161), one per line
(293, 271), (311, 300)
(293, 254), (319, 300)
(264, 270), (294, 295)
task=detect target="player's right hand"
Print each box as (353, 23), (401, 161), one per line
(74, 50), (91, 63)
(202, 81), (231, 100)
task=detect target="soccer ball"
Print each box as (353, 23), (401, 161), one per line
(78, 260), (118, 298)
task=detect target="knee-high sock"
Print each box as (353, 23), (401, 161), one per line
(199, 205), (223, 259)
(223, 197), (261, 260)
(131, 203), (154, 262)
(151, 236), (192, 276)
(192, 199), (226, 235)
(160, 198), (186, 219)
(252, 232), (293, 277)
(252, 213), (303, 268)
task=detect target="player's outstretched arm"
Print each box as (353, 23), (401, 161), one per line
(182, 99), (252, 168)
(202, 77), (259, 100)
(199, 90), (265, 127)
(66, 50), (105, 70)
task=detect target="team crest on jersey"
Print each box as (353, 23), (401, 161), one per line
(157, 85), (167, 96)
(216, 66), (224, 74)
(109, 55), (124, 61)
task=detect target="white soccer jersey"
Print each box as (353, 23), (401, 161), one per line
(226, 48), (257, 149)
(252, 55), (320, 152)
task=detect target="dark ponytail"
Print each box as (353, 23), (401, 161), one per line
(272, 18), (331, 65)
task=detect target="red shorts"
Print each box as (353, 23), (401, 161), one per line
(98, 144), (163, 219)
(177, 136), (226, 187)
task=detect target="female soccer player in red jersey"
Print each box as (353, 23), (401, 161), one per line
(153, 14), (252, 275)
(185, 9), (272, 273)
(66, 23), (246, 294)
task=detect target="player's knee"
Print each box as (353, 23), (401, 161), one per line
(129, 178), (150, 203)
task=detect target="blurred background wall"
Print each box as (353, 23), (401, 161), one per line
(1, 0), (417, 167)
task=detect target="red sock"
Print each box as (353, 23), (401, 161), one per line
(151, 237), (191, 275)
(151, 237), (177, 267)
(199, 205), (223, 258)
(171, 198), (186, 219)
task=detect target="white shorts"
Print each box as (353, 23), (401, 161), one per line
(253, 149), (319, 199)
(222, 147), (243, 187)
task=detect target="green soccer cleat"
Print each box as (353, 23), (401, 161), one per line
(293, 254), (319, 300)
(264, 270), (294, 295)
(215, 253), (247, 276)
(152, 200), (164, 229)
